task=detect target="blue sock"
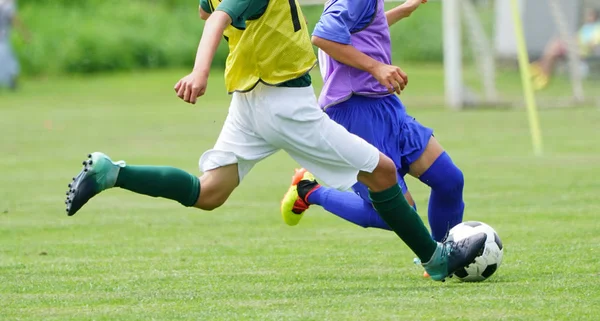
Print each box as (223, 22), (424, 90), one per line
(419, 151), (465, 242)
(307, 187), (391, 230)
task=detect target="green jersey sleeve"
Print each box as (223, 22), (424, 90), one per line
(215, 0), (269, 29)
(200, 0), (212, 14)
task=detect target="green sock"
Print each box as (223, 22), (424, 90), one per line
(369, 184), (437, 261)
(115, 165), (200, 207)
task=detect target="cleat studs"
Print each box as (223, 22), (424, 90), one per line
(88, 160), (93, 165)
(83, 168), (88, 172)
(82, 161), (87, 165)
(88, 154), (92, 158)
(65, 191), (69, 195)
(68, 183), (72, 188)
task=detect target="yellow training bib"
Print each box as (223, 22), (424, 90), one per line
(209, 0), (317, 93)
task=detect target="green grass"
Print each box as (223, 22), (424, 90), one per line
(1, 66), (600, 321)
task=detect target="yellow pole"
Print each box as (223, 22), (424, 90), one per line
(509, 0), (543, 156)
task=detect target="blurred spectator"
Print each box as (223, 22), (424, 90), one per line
(0, 0), (28, 91)
(530, 8), (600, 90)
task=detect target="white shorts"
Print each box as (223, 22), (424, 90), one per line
(199, 83), (380, 190)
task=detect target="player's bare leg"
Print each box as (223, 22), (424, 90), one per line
(403, 190), (416, 208)
(65, 152), (239, 216)
(407, 136), (444, 177)
(530, 38), (568, 90)
(194, 164), (239, 210)
(356, 153), (398, 191)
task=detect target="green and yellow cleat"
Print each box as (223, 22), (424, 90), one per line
(280, 168), (320, 226)
(421, 232), (487, 282)
(64, 152), (125, 216)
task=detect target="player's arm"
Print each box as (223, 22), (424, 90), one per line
(312, 37), (406, 94)
(176, 0), (263, 104)
(311, 37), (376, 75)
(311, 0), (379, 74)
(312, 0), (407, 94)
(193, 11), (230, 74)
(175, 11), (231, 104)
(386, 0), (427, 26)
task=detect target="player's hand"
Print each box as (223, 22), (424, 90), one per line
(370, 63), (408, 94)
(174, 71), (208, 104)
(405, 0), (427, 6)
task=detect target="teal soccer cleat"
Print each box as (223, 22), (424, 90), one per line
(65, 152), (125, 216)
(422, 232), (487, 282)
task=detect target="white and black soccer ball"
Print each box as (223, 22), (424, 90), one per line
(448, 221), (504, 282)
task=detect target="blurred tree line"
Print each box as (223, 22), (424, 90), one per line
(14, 0), (445, 76)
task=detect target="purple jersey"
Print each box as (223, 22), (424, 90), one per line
(313, 0), (392, 109)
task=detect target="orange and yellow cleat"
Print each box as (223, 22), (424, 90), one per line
(280, 168), (319, 226)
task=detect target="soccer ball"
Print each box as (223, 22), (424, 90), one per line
(448, 221), (504, 282)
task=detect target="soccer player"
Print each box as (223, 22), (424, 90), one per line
(0, 0), (29, 90)
(530, 8), (600, 90)
(280, 0), (465, 268)
(64, 0), (484, 281)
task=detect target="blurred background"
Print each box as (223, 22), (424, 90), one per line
(2, 0), (600, 108)
(1, 1), (599, 320)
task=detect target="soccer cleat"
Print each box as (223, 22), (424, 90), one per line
(280, 168), (320, 226)
(422, 232), (487, 282)
(64, 152), (125, 216)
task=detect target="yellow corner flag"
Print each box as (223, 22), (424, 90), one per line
(510, 0), (543, 156)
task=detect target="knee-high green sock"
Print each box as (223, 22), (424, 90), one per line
(369, 184), (437, 261)
(115, 166), (200, 207)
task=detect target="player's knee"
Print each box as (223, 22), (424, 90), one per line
(359, 153), (397, 191)
(373, 154), (397, 186)
(433, 164), (464, 194)
(420, 152), (464, 194)
(453, 167), (465, 190)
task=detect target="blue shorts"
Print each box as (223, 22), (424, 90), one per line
(325, 94), (433, 201)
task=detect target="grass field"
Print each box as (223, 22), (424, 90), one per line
(1, 66), (600, 320)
